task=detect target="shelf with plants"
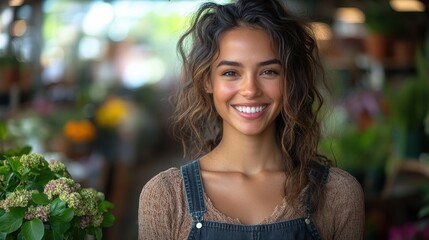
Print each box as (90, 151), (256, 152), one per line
(362, 0), (427, 67)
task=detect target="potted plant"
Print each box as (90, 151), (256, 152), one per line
(363, 0), (402, 62)
(0, 121), (115, 240)
(320, 120), (392, 195)
(386, 47), (429, 159)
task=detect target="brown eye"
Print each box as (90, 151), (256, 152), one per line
(222, 71), (238, 77)
(261, 69), (278, 75)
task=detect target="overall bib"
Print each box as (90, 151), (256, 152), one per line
(181, 160), (329, 240)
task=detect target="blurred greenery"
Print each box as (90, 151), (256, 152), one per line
(387, 50), (429, 131)
(363, 0), (402, 35)
(385, 46), (429, 158)
(320, 121), (392, 172)
(0, 121), (6, 141)
(363, 0), (427, 36)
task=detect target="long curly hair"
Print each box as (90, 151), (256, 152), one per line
(171, 0), (333, 208)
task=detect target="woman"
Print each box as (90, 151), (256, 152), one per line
(139, 0), (364, 239)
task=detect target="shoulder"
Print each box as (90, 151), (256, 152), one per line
(325, 167), (364, 199)
(138, 167), (192, 239)
(321, 166), (365, 218)
(316, 167), (365, 239)
(138, 168), (185, 229)
(140, 167), (183, 201)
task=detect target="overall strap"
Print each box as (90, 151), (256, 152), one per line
(304, 162), (330, 239)
(181, 160), (206, 228)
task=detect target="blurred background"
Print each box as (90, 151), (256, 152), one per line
(0, 0), (428, 239)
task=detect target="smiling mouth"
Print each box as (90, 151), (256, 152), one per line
(233, 105), (268, 114)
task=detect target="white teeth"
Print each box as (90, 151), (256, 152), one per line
(235, 105), (266, 114)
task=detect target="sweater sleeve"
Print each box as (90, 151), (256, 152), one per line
(327, 168), (365, 240)
(138, 168), (182, 240)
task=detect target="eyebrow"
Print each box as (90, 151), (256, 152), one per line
(216, 59), (281, 68)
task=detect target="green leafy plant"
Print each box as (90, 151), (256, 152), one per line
(388, 47), (429, 131)
(320, 122), (392, 171)
(364, 1), (402, 35)
(0, 135), (115, 239)
(384, 46), (429, 159)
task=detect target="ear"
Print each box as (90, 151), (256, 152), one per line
(204, 77), (213, 94)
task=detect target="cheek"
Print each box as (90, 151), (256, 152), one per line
(274, 88), (283, 100)
(213, 82), (237, 100)
(264, 82), (283, 100)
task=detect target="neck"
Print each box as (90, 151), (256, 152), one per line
(206, 126), (283, 175)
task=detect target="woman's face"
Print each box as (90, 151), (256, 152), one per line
(207, 27), (284, 137)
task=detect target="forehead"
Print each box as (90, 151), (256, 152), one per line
(214, 27), (278, 62)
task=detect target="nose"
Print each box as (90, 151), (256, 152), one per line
(240, 74), (262, 99)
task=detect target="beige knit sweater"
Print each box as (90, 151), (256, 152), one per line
(138, 166), (364, 240)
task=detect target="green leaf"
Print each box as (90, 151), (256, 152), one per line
(0, 232), (6, 240)
(22, 167), (36, 177)
(0, 208), (25, 233)
(0, 121), (7, 141)
(17, 232), (24, 240)
(0, 166), (10, 174)
(6, 147), (32, 157)
(70, 227), (85, 239)
(95, 228), (102, 240)
(50, 198), (66, 216)
(31, 192), (50, 205)
(50, 218), (70, 236)
(5, 173), (19, 190)
(98, 200), (114, 212)
(7, 157), (22, 174)
(19, 146), (32, 154)
(25, 183), (44, 193)
(101, 212), (115, 228)
(54, 208), (74, 222)
(2, 147), (31, 158)
(88, 227), (102, 240)
(43, 230), (53, 240)
(34, 171), (55, 186)
(44, 229), (63, 240)
(21, 219), (44, 240)
(6, 234), (16, 240)
(17, 146), (32, 156)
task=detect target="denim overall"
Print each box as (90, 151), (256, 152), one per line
(181, 160), (329, 240)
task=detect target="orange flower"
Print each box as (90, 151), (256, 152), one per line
(64, 120), (96, 142)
